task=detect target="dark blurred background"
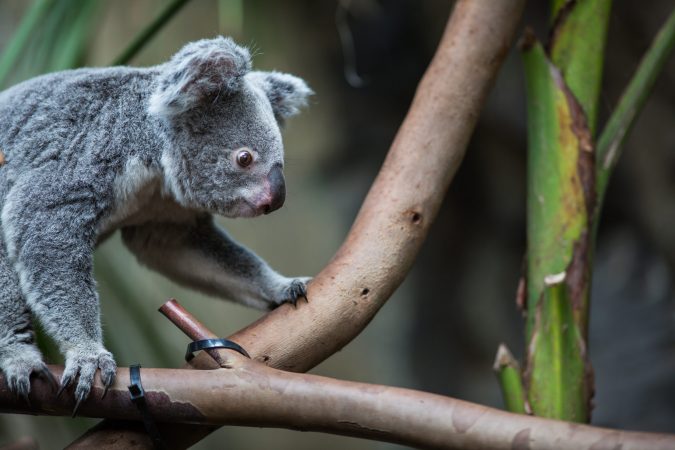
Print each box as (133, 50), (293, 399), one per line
(0, 1), (674, 449)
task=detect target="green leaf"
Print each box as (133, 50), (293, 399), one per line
(46, 0), (100, 72)
(0, 0), (53, 88)
(596, 8), (675, 203)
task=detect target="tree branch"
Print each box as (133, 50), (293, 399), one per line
(227, 0), (527, 372)
(2, 300), (672, 450)
(73, 0), (527, 447)
(2, 363), (673, 450)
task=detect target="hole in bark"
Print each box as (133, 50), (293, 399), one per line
(411, 212), (422, 224)
(361, 288), (370, 297)
(262, 355), (270, 363)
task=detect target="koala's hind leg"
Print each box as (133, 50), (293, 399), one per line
(0, 234), (54, 399)
(3, 176), (116, 405)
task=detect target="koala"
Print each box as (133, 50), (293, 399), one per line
(0, 37), (312, 410)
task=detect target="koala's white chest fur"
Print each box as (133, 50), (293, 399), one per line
(97, 157), (188, 239)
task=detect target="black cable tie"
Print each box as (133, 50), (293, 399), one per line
(185, 338), (250, 362)
(128, 364), (165, 450)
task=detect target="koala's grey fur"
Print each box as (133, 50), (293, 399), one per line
(0, 37), (312, 405)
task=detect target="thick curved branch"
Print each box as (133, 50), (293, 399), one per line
(73, 0), (526, 447)
(228, 0), (526, 372)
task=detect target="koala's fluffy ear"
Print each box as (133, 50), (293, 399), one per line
(249, 71), (313, 122)
(149, 37), (251, 118)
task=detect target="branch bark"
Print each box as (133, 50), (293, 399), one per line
(72, 0), (527, 447)
(2, 364), (673, 450)
(4, 300), (672, 450)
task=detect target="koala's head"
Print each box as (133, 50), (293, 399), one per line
(149, 37), (312, 218)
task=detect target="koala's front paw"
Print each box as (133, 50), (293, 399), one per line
(268, 277), (311, 309)
(60, 345), (116, 413)
(0, 343), (56, 401)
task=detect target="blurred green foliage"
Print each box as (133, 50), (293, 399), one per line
(0, 0), (99, 89)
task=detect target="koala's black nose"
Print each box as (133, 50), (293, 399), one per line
(265, 165), (286, 214)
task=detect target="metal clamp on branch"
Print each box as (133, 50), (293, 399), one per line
(128, 365), (165, 450)
(185, 339), (250, 362)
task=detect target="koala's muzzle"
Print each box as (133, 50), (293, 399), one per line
(257, 165), (286, 215)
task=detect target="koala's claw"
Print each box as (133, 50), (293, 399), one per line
(72, 398), (83, 418)
(11, 376), (31, 402)
(101, 383), (110, 400)
(61, 347), (117, 408)
(269, 277), (310, 309)
(22, 394), (31, 408)
(39, 366), (59, 391)
(100, 365), (115, 400)
(1, 345), (52, 401)
(286, 279), (308, 306)
(56, 381), (69, 399)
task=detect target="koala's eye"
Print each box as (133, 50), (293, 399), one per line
(236, 149), (253, 168)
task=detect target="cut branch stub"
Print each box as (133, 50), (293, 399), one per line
(522, 35), (595, 422)
(493, 344), (528, 415)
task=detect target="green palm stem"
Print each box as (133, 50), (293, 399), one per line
(0, 0), (53, 88)
(520, 0), (612, 422)
(112, 0), (193, 66)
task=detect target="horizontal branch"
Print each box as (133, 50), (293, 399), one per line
(11, 300), (675, 449)
(2, 364), (674, 450)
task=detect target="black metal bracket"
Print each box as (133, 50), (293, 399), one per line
(128, 364), (165, 450)
(185, 338), (250, 362)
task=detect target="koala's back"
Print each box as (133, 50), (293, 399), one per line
(0, 66), (162, 208)
(0, 68), (160, 173)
